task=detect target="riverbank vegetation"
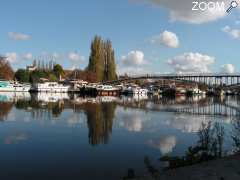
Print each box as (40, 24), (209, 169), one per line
(14, 64), (64, 83)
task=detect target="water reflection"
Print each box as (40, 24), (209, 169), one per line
(160, 122), (225, 169)
(0, 101), (13, 121)
(0, 92), (239, 141)
(4, 132), (29, 144)
(0, 92), (239, 179)
(147, 136), (177, 155)
(231, 119), (240, 153)
(83, 102), (116, 145)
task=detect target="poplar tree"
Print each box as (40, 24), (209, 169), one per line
(87, 36), (117, 82)
(87, 36), (104, 82)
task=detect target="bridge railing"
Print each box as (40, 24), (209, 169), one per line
(119, 73), (240, 79)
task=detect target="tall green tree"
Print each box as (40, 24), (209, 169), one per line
(87, 36), (104, 82)
(87, 36), (117, 82)
(103, 40), (117, 81)
(53, 64), (65, 80)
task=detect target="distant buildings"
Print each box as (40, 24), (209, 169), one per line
(26, 65), (37, 72)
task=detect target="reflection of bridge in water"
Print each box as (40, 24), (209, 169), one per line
(118, 96), (240, 118)
(173, 103), (240, 117)
(107, 73), (240, 88)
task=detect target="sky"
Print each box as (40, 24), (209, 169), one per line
(0, 0), (240, 75)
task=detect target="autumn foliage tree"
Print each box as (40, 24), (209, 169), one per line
(0, 56), (14, 80)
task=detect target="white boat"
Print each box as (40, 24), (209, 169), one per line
(96, 85), (120, 91)
(13, 83), (31, 92)
(0, 81), (31, 92)
(123, 85), (148, 95)
(32, 82), (70, 93)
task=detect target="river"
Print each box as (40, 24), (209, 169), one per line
(0, 92), (239, 179)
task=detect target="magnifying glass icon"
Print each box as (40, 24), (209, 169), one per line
(226, 1), (238, 13)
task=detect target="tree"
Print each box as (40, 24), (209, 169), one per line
(0, 56), (14, 80)
(87, 35), (105, 82)
(103, 40), (117, 81)
(15, 69), (30, 82)
(48, 73), (58, 82)
(30, 70), (48, 83)
(87, 36), (117, 82)
(53, 64), (64, 80)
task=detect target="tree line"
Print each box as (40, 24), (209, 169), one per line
(0, 35), (117, 83)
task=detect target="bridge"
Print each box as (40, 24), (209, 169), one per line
(106, 73), (240, 87)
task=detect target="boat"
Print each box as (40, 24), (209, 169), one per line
(31, 82), (70, 93)
(0, 81), (31, 92)
(13, 83), (31, 92)
(96, 85), (120, 96)
(122, 85), (148, 95)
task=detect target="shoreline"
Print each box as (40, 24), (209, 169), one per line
(133, 154), (240, 180)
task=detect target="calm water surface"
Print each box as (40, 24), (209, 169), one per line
(0, 92), (239, 179)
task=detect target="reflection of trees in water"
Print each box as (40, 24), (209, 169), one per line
(83, 102), (117, 146)
(123, 122), (226, 179)
(160, 122), (225, 169)
(15, 99), (64, 119)
(0, 102), (14, 121)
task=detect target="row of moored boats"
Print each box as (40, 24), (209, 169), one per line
(1, 80), (233, 96)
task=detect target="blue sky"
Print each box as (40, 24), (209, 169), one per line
(0, 0), (240, 74)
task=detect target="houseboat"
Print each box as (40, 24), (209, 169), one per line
(0, 81), (31, 92)
(96, 85), (121, 96)
(123, 85), (148, 95)
(31, 82), (71, 93)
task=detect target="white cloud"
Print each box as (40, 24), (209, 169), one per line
(68, 52), (84, 62)
(121, 50), (146, 66)
(167, 52), (215, 73)
(221, 64), (235, 73)
(151, 30), (179, 48)
(22, 53), (33, 60)
(8, 32), (31, 41)
(147, 136), (177, 155)
(68, 52), (85, 69)
(5, 52), (18, 63)
(137, 0), (231, 24)
(222, 26), (240, 39)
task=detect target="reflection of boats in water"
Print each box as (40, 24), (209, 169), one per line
(0, 81), (31, 92)
(97, 96), (119, 103)
(31, 82), (71, 93)
(0, 92), (31, 102)
(32, 92), (70, 102)
(72, 96), (119, 104)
